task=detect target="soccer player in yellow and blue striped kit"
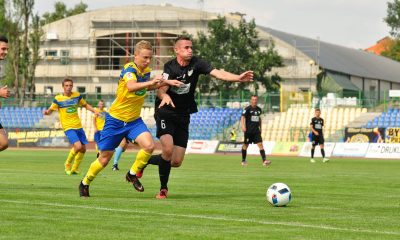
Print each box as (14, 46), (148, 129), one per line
(93, 99), (106, 151)
(44, 78), (98, 175)
(79, 40), (182, 197)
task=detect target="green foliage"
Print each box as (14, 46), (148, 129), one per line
(193, 17), (283, 98)
(382, 39), (400, 61)
(40, 1), (88, 25)
(385, 0), (400, 38)
(383, 0), (400, 61)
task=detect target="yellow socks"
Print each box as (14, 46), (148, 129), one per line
(130, 149), (151, 174)
(82, 159), (104, 186)
(65, 148), (77, 172)
(71, 152), (85, 173)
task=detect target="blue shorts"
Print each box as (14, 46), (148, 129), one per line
(65, 128), (89, 145)
(94, 131), (102, 143)
(98, 114), (149, 151)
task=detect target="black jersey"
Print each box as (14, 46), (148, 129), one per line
(155, 56), (213, 114)
(242, 106), (262, 134)
(310, 117), (324, 135)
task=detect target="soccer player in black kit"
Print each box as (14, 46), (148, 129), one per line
(310, 108), (329, 163)
(147, 36), (254, 198)
(241, 95), (271, 166)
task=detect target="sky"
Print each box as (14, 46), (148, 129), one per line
(34, 0), (391, 49)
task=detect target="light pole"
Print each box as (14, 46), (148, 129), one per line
(309, 60), (315, 91)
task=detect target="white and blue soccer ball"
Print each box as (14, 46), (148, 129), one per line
(266, 183), (292, 207)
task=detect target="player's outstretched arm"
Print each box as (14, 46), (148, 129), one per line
(210, 69), (254, 82)
(241, 116), (246, 132)
(127, 75), (163, 92)
(83, 103), (100, 116)
(157, 85), (175, 108)
(43, 108), (53, 115)
(147, 78), (183, 91)
(0, 86), (10, 98)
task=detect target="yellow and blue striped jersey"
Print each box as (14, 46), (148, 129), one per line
(49, 92), (87, 131)
(94, 107), (107, 131)
(108, 62), (151, 122)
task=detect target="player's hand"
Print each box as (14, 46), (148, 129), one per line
(0, 86), (10, 98)
(237, 71), (254, 82)
(43, 109), (50, 115)
(314, 132), (319, 136)
(94, 112), (101, 117)
(242, 127), (246, 132)
(151, 75), (163, 86)
(159, 94), (175, 108)
(163, 79), (184, 87)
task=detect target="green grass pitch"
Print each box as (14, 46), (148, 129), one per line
(0, 149), (399, 239)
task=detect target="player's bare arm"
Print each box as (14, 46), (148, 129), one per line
(93, 115), (98, 132)
(157, 85), (176, 108)
(310, 124), (319, 136)
(241, 115), (246, 132)
(147, 78), (184, 90)
(0, 86), (10, 98)
(210, 69), (254, 82)
(43, 108), (54, 115)
(83, 103), (100, 117)
(127, 75), (163, 92)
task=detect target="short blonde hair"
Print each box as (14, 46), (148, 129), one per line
(135, 40), (152, 54)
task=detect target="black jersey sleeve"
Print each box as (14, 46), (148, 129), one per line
(241, 107), (248, 117)
(196, 58), (213, 75)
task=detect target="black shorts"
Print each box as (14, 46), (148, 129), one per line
(312, 134), (324, 146)
(0, 123), (2, 129)
(244, 132), (262, 144)
(155, 109), (190, 148)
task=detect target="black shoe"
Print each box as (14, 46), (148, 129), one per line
(79, 181), (90, 197)
(112, 164), (119, 171)
(125, 171), (144, 192)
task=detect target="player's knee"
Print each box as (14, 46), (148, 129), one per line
(163, 147), (173, 159)
(142, 142), (155, 153)
(171, 160), (183, 167)
(0, 143), (8, 151)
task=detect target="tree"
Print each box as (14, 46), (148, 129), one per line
(384, 0), (400, 38)
(383, 0), (400, 61)
(40, 1), (87, 25)
(193, 17), (283, 99)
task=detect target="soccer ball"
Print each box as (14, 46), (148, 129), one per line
(266, 183), (292, 207)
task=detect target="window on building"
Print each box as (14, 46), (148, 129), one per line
(44, 50), (57, 57)
(44, 86), (53, 95)
(77, 86), (86, 93)
(60, 50), (70, 65)
(95, 86), (101, 100)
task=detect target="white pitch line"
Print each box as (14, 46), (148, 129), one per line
(0, 199), (398, 236)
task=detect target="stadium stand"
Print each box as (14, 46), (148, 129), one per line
(262, 105), (367, 142)
(364, 108), (400, 128)
(0, 107), (45, 128)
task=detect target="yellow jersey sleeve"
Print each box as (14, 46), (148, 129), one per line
(123, 71), (137, 83)
(79, 97), (87, 106)
(49, 102), (58, 111)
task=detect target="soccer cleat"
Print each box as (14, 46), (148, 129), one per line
(263, 160), (271, 166)
(241, 161), (247, 166)
(65, 163), (71, 175)
(125, 172), (144, 192)
(112, 164), (119, 171)
(310, 158), (316, 163)
(71, 169), (80, 175)
(323, 158), (330, 163)
(79, 181), (90, 197)
(156, 189), (168, 199)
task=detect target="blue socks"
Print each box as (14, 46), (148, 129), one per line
(114, 146), (123, 165)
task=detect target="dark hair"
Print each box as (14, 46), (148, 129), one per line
(251, 95), (258, 98)
(62, 78), (73, 86)
(99, 99), (104, 103)
(315, 108), (321, 112)
(0, 35), (8, 43)
(175, 35), (191, 44)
